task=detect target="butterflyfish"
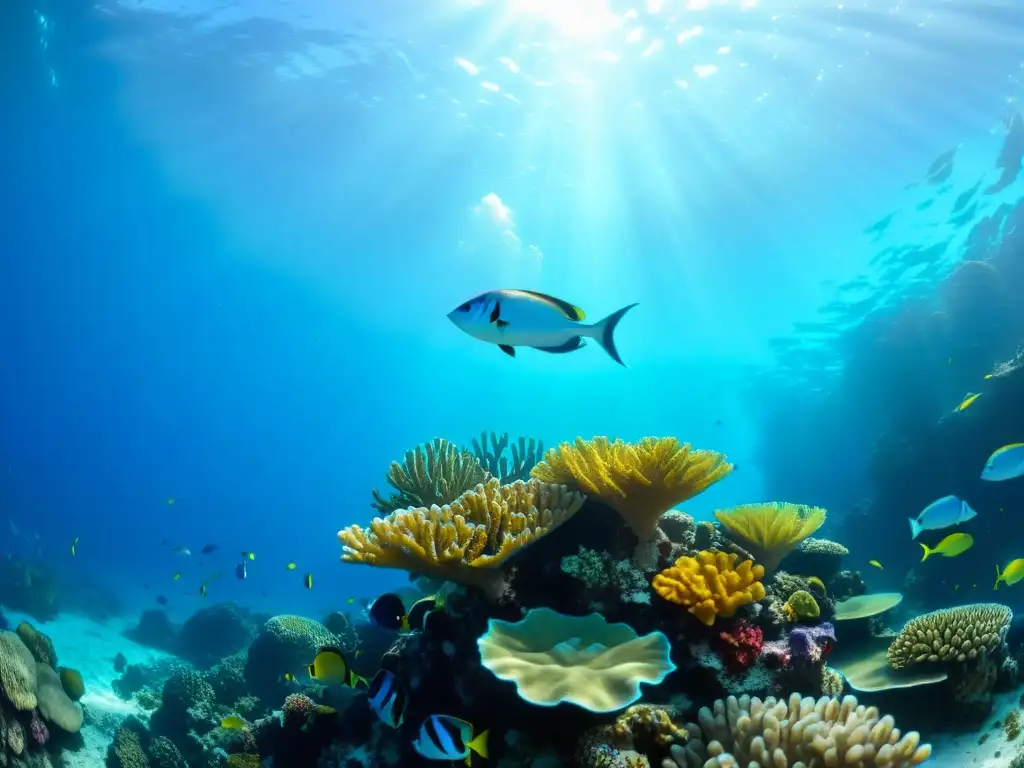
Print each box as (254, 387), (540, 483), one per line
(306, 646), (366, 688)
(982, 443), (1024, 482)
(368, 669), (406, 729)
(994, 559), (1024, 590)
(369, 593), (410, 632)
(413, 714), (489, 764)
(448, 289), (638, 366)
(920, 532), (974, 562)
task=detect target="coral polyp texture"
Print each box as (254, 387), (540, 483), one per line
(713, 502), (827, 574)
(887, 603), (1012, 669)
(371, 437), (488, 513)
(531, 436), (732, 540)
(341, 477), (585, 588)
(476, 607), (676, 713)
(652, 550), (765, 626)
(671, 693), (931, 767)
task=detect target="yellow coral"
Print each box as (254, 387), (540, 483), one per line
(652, 550), (765, 626)
(783, 590), (820, 623)
(713, 502), (826, 574)
(531, 437), (732, 541)
(340, 478), (584, 589)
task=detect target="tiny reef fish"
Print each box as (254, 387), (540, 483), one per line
(447, 289), (638, 366)
(220, 716), (248, 730)
(868, 560), (884, 570)
(413, 714), (489, 763)
(919, 532), (974, 562)
(982, 443), (1024, 482)
(956, 392), (982, 412)
(908, 495), (977, 539)
(995, 559), (1024, 590)
(304, 573), (313, 589)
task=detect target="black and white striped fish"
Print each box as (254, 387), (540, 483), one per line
(367, 670), (406, 729)
(412, 714), (489, 764)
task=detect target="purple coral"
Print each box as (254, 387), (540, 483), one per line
(29, 710), (49, 745)
(789, 622), (835, 664)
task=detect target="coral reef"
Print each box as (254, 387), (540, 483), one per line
(887, 603), (1011, 668)
(472, 431), (544, 483)
(560, 547), (651, 607)
(245, 615), (339, 701)
(653, 550), (765, 626)
(371, 437), (488, 513)
(341, 477), (584, 589)
(714, 502), (826, 574)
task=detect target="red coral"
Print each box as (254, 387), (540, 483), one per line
(716, 621), (763, 673)
(29, 711), (49, 745)
(283, 693), (316, 727)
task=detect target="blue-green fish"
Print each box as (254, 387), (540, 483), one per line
(909, 495), (977, 539)
(448, 290), (637, 365)
(981, 443), (1024, 482)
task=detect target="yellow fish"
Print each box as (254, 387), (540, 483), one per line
(307, 647), (366, 688)
(70, 537), (79, 557)
(304, 573), (313, 589)
(286, 562), (297, 570)
(241, 551), (256, 561)
(995, 559), (1024, 590)
(868, 560), (883, 570)
(956, 392), (982, 412)
(920, 532), (974, 562)
(173, 573), (182, 581)
(984, 373), (994, 379)
(346, 597), (355, 604)
(220, 716), (248, 730)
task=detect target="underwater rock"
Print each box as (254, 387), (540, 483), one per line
(0, 557), (61, 622)
(177, 603), (256, 669)
(123, 610), (179, 652)
(779, 537), (849, 581)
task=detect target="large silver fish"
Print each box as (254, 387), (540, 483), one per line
(447, 289), (637, 366)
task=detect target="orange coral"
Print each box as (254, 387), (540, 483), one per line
(652, 550), (765, 626)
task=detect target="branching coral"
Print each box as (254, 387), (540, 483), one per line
(473, 431), (544, 483)
(371, 438), (488, 514)
(341, 478), (584, 589)
(531, 436), (732, 541)
(653, 551), (765, 626)
(477, 608), (675, 713)
(887, 603), (1012, 669)
(713, 502), (826, 574)
(669, 693), (931, 767)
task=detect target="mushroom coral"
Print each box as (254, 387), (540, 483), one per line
(477, 607), (675, 713)
(340, 478), (584, 589)
(653, 550), (765, 626)
(531, 436), (732, 541)
(713, 502), (826, 574)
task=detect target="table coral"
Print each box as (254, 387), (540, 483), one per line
(531, 436), (732, 541)
(371, 437), (488, 513)
(652, 550), (765, 626)
(887, 603), (1012, 669)
(714, 502), (826, 574)
(341, 477), (584, 589)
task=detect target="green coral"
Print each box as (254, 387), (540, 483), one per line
(0, 630), (38, 710)
(561, 547), (650, 605)
(783, 590), (820, 622)
(371, 437), (487, 513)
(472, 431), (544, 483)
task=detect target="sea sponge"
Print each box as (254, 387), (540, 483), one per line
(0, 630), (39, 710)
(16, 621), (57, 666)
(652, 550), (765, 626)
(372, 437), (488, 513)
(477, 607), (676, 713)
(36, 662), (84, 733)
(783, 590), (820, 622)
(670, 693), (931, 767)
(714, 502), (826, 574)
(887, 603), (1012, 669)
(341, 477), (584, 589)
(59, 666), (85, 701)
(531, 436), (732, 541)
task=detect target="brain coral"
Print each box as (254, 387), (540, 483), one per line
(477, 607), (675, 713)
(245, 615), (338, 696)
(0, 630), (39, 710)
(672, 693), (931, 767)
(653, 550), (765, 626)
(36, 661), (84, 733)
(887, 603), (1012, 670)
(59, 666), (85, 701)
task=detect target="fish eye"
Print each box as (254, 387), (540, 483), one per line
(457, 301), (472, 313)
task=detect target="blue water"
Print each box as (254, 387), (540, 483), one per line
(3, 0), (1024, 621)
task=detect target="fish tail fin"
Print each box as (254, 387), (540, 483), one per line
(588, 303), (638, 366)
(919, 542), (931, 562)
(469, 729), (489, 760)
(995, 564), (1002, 591)
(908, 517), (922, 539)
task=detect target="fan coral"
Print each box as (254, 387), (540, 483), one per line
(887, 603), (1012, 669)
(477, 607), (676, 713)
(714, 502), (826, 574)
(716, 621), (764, 672)
(653, 550), (765, 626)
(473, 431), (544, 483)
(0, 630), (38, 710)
(783, 590), (820, 623)
(341, 477), (584, 589)
(371, 437), (488, 513)
(531, 436), (732, 541)
(670, 693), (931, 767)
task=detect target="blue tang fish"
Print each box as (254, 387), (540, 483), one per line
(981, 443), (1024, 482)
(413, 714), (489, 763)
(909, 495), (977, 539)
(448, 289), (637, 365)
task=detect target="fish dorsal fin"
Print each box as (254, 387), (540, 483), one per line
(512, 290), (586, 321)
(997, 443), (1024, 454)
